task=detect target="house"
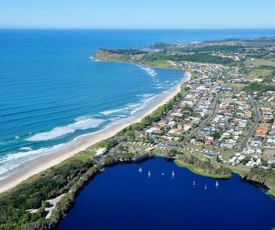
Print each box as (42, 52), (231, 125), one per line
(168, 128), (182, 137)
(167, 115), (175, 121)
(158, 120), (168, 127)
(145, 126), (163, 134)
(183, 123), (192, 132)
(255, 125), (269, 137)
(244, 110), (252, 117)
(205, 139), (213, 145)
(96, 148), (108, 156)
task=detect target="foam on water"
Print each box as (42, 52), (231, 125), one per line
(20, 147), (33, 151)
(140, 93), (154, 99)
(128, 95), (159, 115)
(138, 65), (157, 77)
(100, 108), (125, 116)
(3, 90), (170, 178)
(0, 142), (73, 179)
(27, 117), (105, 142)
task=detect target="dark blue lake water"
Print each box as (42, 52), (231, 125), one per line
(58, 157), (275, 230)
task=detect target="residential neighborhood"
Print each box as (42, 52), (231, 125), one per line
(106, 57), (275, 172)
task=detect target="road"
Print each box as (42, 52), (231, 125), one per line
(237, 100), (260, 152)
(183, 93), (220, 144)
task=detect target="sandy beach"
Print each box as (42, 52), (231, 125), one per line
(0, 71), (191, 194)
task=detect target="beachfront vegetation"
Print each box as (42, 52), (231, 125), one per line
(142, 52), (234, 65)
(119, 92), (183, 136)
(95, 49), (235, 66)
(0, 92), (184, 229)
(99, 48), (147, 55)
(0, 158), (100, 229)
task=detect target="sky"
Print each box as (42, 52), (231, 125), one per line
(0, 0), (275, 29)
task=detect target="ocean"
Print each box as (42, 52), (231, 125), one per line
(57, 157), (275, 230)
(1, 29), (275, 179)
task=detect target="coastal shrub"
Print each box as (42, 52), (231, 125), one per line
(0, 158), (98, 228)
(243, 82), (275, 93)
(241, 167), (275, 193)
(100, 48), (147, 55)
(141, 52), (234, 65)
(178, 155), (232, 176)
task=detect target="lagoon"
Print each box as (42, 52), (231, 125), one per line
(58, 157), (275, 230)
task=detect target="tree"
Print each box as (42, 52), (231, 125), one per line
(212, 131), (221, 140)
(166, 149), (178, 158)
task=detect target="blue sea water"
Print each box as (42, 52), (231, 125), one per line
(1, 29), (275, 178)
(58, 157), (275, 230)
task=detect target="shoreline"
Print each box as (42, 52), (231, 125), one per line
(0, 71), (191, 194)
(174, 160), (232, 179)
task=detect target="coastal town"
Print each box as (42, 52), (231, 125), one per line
(94, 39), (275, 178)
(2, 0), (275, 228)
(1, 37), (275, 229)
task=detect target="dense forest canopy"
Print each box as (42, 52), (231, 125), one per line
(142, 52), (234, 65)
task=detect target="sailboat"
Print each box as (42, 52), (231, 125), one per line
(172, 171), (175, 176)
(216, 181), (219, 187)
(205, 184), (207, 189)
(139, 167), (142, 173)
(148, 171), (151, 177)
(193, 181), (196, 186)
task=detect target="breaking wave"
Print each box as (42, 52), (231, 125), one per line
(27, 117), (105, 142)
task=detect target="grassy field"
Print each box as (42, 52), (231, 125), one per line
(246, 58), (275, 67)
(268, 189), (275, 197)
(174, 160), (232, 179)
(249, 68), (273, 77)
(75, 150), (96, 162)
(224, 83), (247, 91)
(142, 60), (174, 69)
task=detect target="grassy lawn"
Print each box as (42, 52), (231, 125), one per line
(75, 150), (96, 162)
(183, 143), (235, 155)
(143, 60), (174, 69)
(267, 189), (275, 197)
(246, 58), (275, 67)
(228, 165), (250, 174)
(223, 83), (247, 91)
(174, 160), (232, 179)
(249, 68), (273, 77)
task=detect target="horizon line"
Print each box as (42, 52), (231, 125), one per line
(1, 28), (275, 30)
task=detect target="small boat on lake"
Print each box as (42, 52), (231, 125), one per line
(193, 181), (196, 186)
(148, 171), (151, 177)
(139, 167), (142, 173)
(216, 181), (219, 187)
(172, 171), (175, 177)
(205, 184), (207, 190)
